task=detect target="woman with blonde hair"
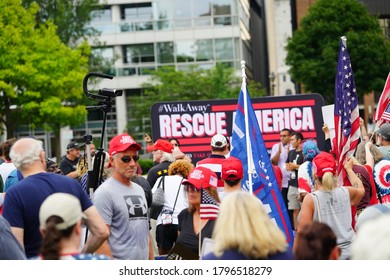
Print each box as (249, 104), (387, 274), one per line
(298, 152), (365, 259)
(203, 191), (292, 260)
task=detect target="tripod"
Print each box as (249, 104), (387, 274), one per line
(82, 72), (122, 197)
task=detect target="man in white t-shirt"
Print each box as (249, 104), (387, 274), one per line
(270, 129), (292, 211)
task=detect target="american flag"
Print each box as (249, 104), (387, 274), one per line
(334, 37), (361, 184)
(382, 102), (390, 122)
(374, 73), (390, 123)
(200, 189), (219, 220)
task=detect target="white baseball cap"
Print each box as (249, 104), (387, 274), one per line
(39, 193), (86, 230)
(211, 134), (227, 148)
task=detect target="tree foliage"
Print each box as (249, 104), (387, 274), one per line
(127, 64), (266, 134)
(0, 0), (90, 138)
(21, 0), (100, 47)
(286, 0), (390, 104)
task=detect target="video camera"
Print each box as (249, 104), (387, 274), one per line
(83, 72), (122, 101)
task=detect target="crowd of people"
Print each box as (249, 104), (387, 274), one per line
(1, 118), (390, 260)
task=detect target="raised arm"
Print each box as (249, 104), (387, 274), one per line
(344, 158), (365, 206)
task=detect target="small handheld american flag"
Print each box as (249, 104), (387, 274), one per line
(200, 189), (219, 220)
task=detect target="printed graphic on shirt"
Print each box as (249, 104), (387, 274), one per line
(124, 195), (148, 219)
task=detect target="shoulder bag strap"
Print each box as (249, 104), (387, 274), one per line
(171, 178), (184, 213)
(162, 176), (165, 191)
(156, 176), (164, 190)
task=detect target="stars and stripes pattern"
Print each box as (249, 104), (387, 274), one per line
(200, 189), (219, 220)
(334, 37), (361, 184)
(374, 73), (390, 123)
(381, 102), (390, 122)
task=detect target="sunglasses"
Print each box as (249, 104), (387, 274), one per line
(184, 185), (200, 193)
(119, 155), (139, 163)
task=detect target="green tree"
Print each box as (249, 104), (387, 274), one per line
(0, 0), (90, 157)
(127, 64), (265, 134)
(21, 0), (100, 47)
(286, 0), (390, 104)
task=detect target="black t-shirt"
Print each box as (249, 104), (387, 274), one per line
(286, 149), (304, 187)
(147, 161), (171, 188)
(59, 156), (79, 175)
(177, 209), (215, 254)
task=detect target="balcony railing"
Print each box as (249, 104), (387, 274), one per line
(89, 15), (239, 35)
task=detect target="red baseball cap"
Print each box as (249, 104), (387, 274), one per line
(222, 156), (244, 180)
(108, 133), (141, 156)
(146, 139), (173, 153)
(182, 166), (218, 189)
(312, 152), (336, 178)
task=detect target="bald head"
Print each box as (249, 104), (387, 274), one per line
(10, 138), (44, 170)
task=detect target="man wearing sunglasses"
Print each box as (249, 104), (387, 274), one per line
(92, 133), (151, 260)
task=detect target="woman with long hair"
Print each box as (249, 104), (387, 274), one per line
(203, 191), (293, 260)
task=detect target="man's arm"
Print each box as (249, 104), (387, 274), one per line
(294, 194), (314, 253)
(344, 158), (365, 206)
(10, 227), (25, 250)
(93, 226), (112, 258)
(271, 143), (281, 165)
(65, 170), (79, 179)
(148, 232), (154, 260)
(82, 206), (109, 253)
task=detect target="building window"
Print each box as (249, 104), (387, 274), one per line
(176, 41), (196, 62)
(92, 47), (114, 61)
(121, 3), (153, 20)
(90, 7), (112, 23)
(121, 3), (153, 31)
(379, 18), (390, 39)
(123, 44), (155, 64)
(196, 39), (214, 61)
(213, 0), (233, 25)
(215, 38), (234, 60)
(157, 42), (175, 63)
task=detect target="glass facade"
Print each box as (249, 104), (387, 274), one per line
(120, 38), (239, 76)
(90, 0), (238, 34)
(88, 0), (242, 77)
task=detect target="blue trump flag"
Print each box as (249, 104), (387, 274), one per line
(231, 87), (294, 247)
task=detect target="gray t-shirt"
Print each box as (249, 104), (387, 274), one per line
(93, 177), (149, 260)
(312, 187), (354, 260)
(378, 146), (390, 160)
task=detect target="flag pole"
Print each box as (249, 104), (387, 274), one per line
(241, 60), (254, 194)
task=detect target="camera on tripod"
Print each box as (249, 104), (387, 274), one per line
(83, 72), (122, 101)
(82, 72), (122, 194)
(99, 88), (123, 98)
